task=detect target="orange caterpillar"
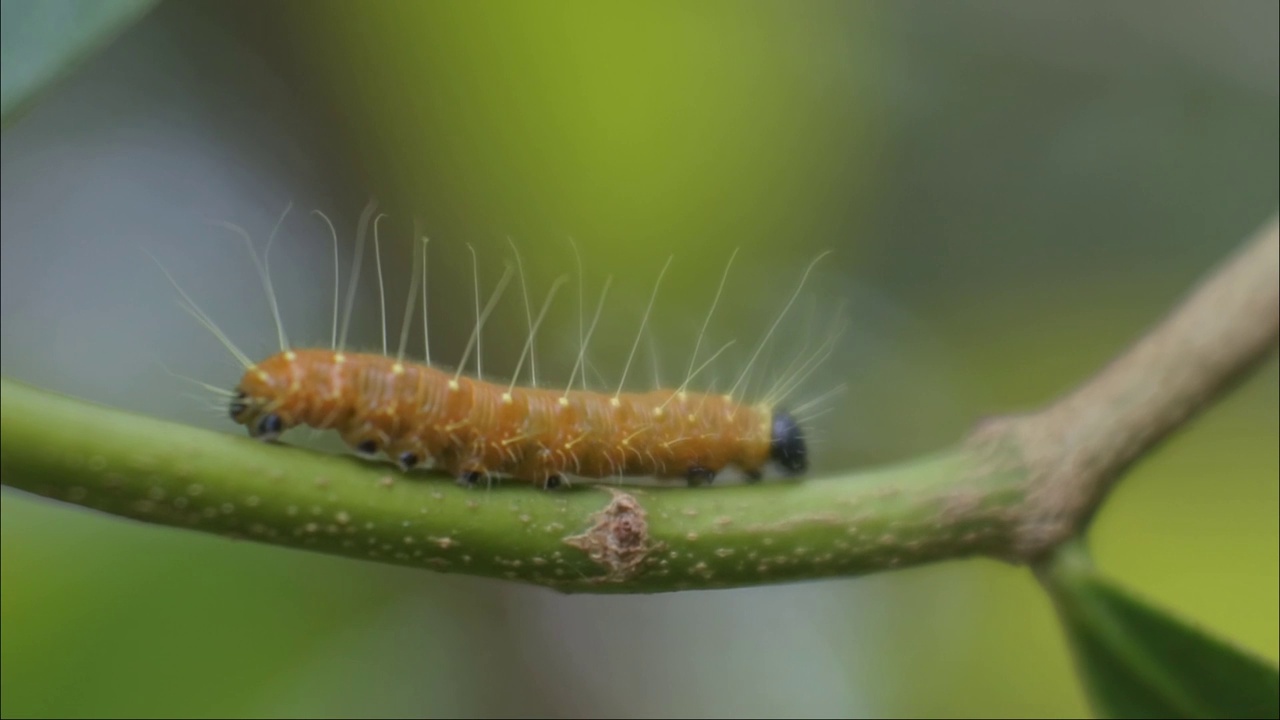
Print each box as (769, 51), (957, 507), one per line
(230, 349), (795, 489)
(160, 203), (841, 490)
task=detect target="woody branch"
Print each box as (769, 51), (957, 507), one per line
(1, 214), (1276, 593)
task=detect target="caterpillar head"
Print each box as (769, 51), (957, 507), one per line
(227, 353), (301, 441)
(769, 409), (807, 475)
(228, 388), (286, 442)
(228, 362), (293, 442)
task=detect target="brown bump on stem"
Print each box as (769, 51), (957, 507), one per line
(563, 489), (656, 582)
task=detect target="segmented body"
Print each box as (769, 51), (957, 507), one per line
(231, 348), (802, 489)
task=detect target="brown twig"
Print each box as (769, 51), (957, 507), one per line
(972, 214), (1280, 561)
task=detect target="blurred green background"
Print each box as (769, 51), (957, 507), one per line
(1, 1), (1276, 717)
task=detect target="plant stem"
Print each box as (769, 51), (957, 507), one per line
(1, 377), (1026, 592)
(1, 214), (1275, 592)
(974, 215), (1280, 559)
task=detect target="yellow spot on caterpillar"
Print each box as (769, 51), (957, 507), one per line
(256, 371), (268, 382)
(284, 351), (296, 361)
(558, 397), (569, 407)
(448, 380), (459, 391)
(501, 392), (512, 404)
(392, 363), (404, 375)
(652, 407), (664, 418)
(334, 353), (345, 364)
(610, 397), (621, 408)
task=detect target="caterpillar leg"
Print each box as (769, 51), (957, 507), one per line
(354, 439), (381, 459)
(457, 470), (485, 489)
(344, 430), (395, 464)
(249, 413), (284, 442)
(686, 466), (716, 487)
(744, 469), (763, 484)
(543, 474), (567, 491)
(396, 451), (421, 471)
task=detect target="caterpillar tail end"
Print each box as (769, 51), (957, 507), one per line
(769, 409), (807, 475)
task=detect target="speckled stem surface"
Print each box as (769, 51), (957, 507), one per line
(1, 378), (1026, 593)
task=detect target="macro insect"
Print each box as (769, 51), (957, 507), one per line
(157, 202), (845, 491)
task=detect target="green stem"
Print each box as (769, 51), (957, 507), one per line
(1, 377), (1028, 593)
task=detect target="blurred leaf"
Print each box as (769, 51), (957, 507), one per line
(1, 0), (158, 124)
(1040, 540), (1280, 719)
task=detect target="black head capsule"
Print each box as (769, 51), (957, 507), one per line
(229, 391), (248, 420)
(769, 409), (807, 475)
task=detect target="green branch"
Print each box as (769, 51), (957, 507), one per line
(1, 215), (1276, 593)
(0, 377), (1025, 592)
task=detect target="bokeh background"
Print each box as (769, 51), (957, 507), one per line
(2, 1), (1276, 717)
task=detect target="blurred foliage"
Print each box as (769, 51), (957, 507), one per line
(2, 1), (1277, 718)
(0, 0), (157, 123)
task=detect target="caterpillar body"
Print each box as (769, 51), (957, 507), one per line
(161, 203), (840, 491)
(230, 349), (803, 490)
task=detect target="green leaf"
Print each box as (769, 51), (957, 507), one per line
(1, 0), (159, 124)
(1040, 540), (1280, 719)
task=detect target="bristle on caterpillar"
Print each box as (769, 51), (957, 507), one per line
(156, 201), (842, 491)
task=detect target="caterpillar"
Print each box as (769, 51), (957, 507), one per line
(158, 202), (845, 491)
